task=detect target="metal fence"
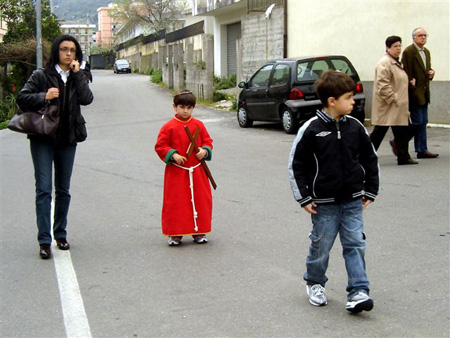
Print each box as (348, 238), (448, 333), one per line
(247, 0), (284, 12)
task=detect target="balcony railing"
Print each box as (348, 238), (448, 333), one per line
(193, 0), (284, 15)
(194, 0), (242, 14)
(247, 0), (284, 12)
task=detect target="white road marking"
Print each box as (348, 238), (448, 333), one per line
(52, 202), (92, 338)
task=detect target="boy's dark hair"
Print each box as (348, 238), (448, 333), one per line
(173, 90), (196, 107)
(314, 70), (356, 107)
(385, 35), (402, 48)
(47, 35), (83, 68)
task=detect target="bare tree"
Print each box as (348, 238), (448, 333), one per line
(113, 0), (188, 33)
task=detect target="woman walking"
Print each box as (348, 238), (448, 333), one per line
(17, 35), (93, 259)
(370, 35), (417, 165)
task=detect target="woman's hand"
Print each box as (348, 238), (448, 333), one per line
(70, 59), (80, 73)
(45, 87), (59, 100)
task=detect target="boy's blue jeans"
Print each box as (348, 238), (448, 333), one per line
(30, 138), (77, 245)
(303, 199), (370, 298)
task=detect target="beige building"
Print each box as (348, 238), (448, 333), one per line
(192, 0), (449, 124)
(96, 3), (120, 47)
(60, 22), (97, 57)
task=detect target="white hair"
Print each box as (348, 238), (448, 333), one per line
(412, 27), (426, 38)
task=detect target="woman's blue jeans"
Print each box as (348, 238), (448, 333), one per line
(303, 199), (370, 297)
(30, 138), (77, 245)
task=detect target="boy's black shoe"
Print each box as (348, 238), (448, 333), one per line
(39, 245), (52, 259)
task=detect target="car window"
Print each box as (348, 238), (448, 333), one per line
(297, 58), (355, 81)
(310, 60), (328, 80)
(297, 61), (321, 81)
(116, 60), (129, 65)
(249, 64), (273, 88)
(330, 59), (355, 75)
(271, 64), (290, 86)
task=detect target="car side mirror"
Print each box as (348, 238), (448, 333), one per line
(238, 81), (247, 89)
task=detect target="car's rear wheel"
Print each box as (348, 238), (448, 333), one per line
(281, 107), (298, 134)
(237, 106), (253, 128)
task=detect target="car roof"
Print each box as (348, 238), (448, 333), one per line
(115, 59), (129, 62)
(267, 55), (349, 64)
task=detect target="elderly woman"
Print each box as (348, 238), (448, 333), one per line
(17, 35), (93, 259)
(370, 36), (417, 165)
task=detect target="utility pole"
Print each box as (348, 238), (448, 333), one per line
(35, 0), (43, 69)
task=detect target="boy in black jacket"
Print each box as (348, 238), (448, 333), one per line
(288, 70), (379, 313)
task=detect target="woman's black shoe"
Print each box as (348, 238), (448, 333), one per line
(39, 245), (52, 259)
(56, 238), (70, 250)
(398, 158), (418, 165)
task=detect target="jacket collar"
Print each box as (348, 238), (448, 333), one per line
(317, 109), (347, 123)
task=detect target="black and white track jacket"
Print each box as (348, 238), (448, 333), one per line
(288, 110), (379, 207)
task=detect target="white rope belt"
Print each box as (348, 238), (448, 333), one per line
(173, 163), (202, 232)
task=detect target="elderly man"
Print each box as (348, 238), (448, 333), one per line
(401, 27), (438, 159)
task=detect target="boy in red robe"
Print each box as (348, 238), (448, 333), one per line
(155, 90), (214, 246)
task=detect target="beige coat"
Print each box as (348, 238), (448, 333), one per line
(371, 54), (409, 126)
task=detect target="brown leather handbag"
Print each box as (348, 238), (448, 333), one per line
(7, 73), (60, 139)
(7, 104), (60, 138)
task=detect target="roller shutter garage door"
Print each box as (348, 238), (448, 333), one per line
(227, 22), (241, 76)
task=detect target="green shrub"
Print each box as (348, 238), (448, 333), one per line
(0, 120), (9, 129)
(133, 68), (140, 73)
(194, 60), (206, 70)
(230, 97), (237, 111)
(0, 94), (18, 127)
(214, 74), (237, 90)
(151, 69), (163, 83)
(213, 91), (228, 102)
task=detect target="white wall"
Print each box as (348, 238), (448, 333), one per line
(213, 10), (246, 76)
(287, 0), (449, 82)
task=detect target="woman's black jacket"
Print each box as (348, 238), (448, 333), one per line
(17, 65), (94, 145)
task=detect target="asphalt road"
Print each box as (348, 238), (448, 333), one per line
(1, 70), (449, 338)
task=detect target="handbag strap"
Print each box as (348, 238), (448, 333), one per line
(41, 70), (59, 105)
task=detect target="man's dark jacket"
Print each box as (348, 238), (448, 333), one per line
(401, 44), (433, 106)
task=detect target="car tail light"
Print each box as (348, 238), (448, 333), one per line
(289, 88), (304, 100)
(356, 82), (363, 93)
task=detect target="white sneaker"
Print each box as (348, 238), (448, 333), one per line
(306, 284), (327, 306)
(346, 291), (374, 313)
(168, 236), (182, 246)
(192, 234), (208, 244)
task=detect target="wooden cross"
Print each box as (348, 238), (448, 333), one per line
(184, 126), (217, 190)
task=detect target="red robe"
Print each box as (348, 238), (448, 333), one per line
(155, 115), (213, 236)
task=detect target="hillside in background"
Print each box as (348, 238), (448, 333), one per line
(54, 0), (112, 25)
